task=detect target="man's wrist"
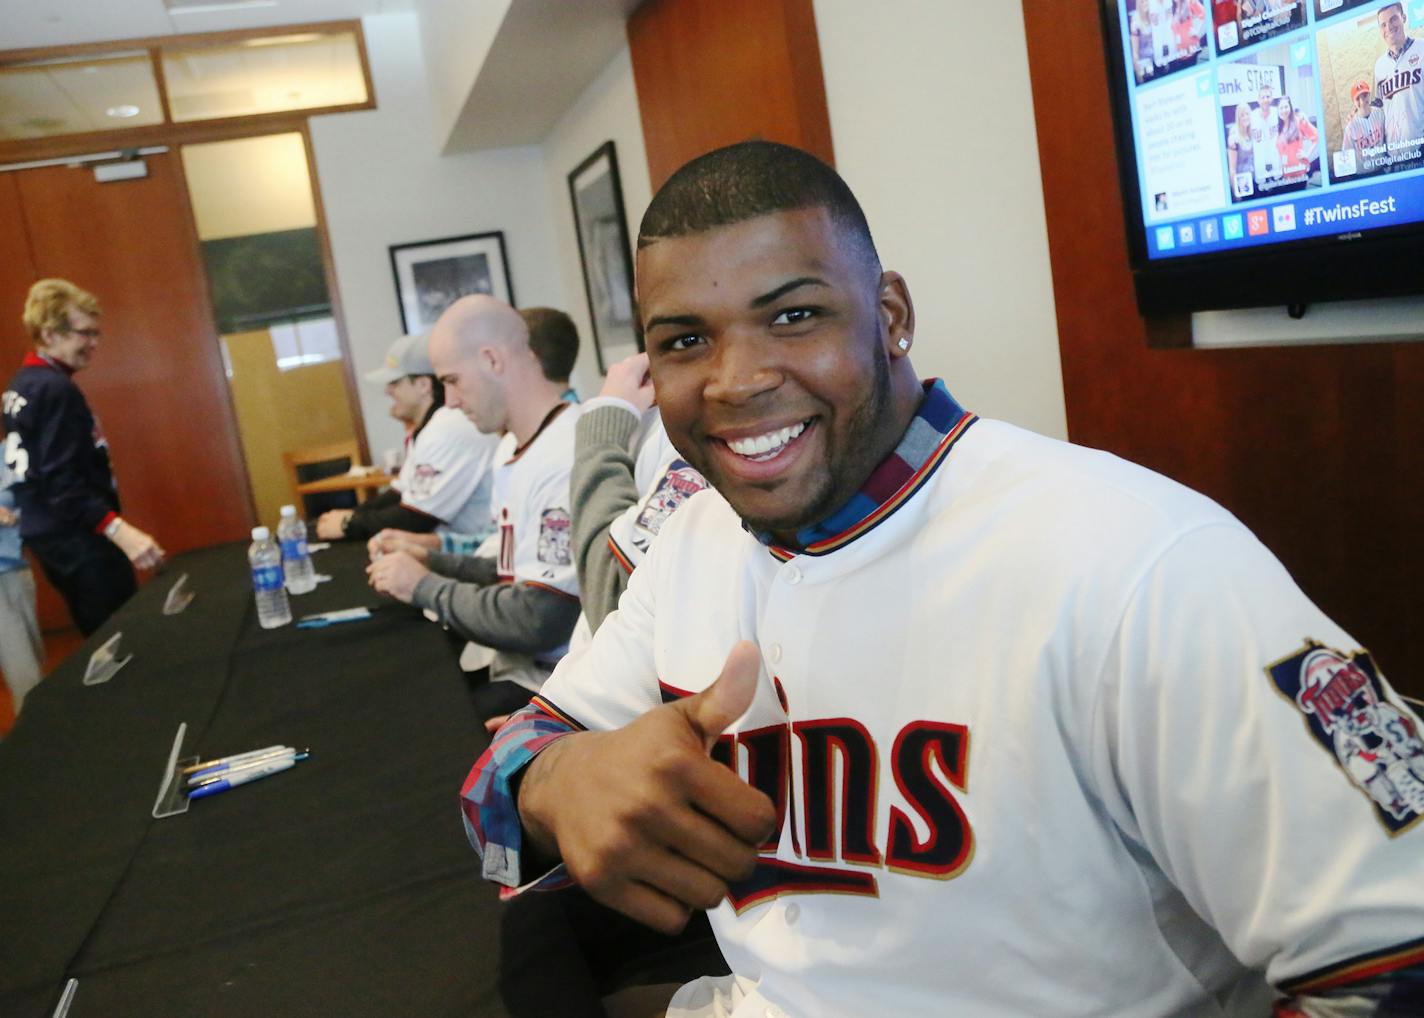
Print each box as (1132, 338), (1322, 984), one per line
(515, 738), (568, 864)
(103, 516), (124, 539)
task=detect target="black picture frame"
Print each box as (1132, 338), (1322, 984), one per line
(388, 230), (514, 334)
(567, 141), (641, 373)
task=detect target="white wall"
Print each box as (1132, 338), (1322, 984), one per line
(813, 1), (1067, 439)
(538, 42), (652, 401)
(309, 11), (569, 459)
(414, 0), (511, 152)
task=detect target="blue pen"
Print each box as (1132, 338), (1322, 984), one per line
(187, 752), (309, 799)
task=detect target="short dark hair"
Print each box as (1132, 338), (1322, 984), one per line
(637, 141), (880, 273)
(521, 307), (579, 384)
(423, 374), (445, 408)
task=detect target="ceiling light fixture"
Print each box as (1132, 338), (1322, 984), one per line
(106, 105), (141, 118)
(243, 33), (324, 47)
(167, 0), (278, 15)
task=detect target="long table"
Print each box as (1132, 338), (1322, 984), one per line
(0, 541), (609, 1017)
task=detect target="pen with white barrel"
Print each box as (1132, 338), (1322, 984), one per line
(187, 752), (309, 799)
(182, 744), (292, 775)
(187, 747), (307, 787)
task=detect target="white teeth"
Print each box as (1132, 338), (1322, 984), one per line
(727, 421), (807, 459)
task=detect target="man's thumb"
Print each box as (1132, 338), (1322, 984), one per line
(683, 641), (762, 749)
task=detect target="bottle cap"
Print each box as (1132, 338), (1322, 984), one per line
(279, 504), (296, 517)
(252, 526), (270, 541)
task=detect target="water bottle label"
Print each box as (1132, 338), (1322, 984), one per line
(252, 564), (284, 592)
(280, 537), (308, 560)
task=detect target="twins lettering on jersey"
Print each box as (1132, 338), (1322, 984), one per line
(1377, 67), (1423, 103)
(497, 508), (515, 581)
(659, 679), (976, 911)
(1268, 641), (1424, 833)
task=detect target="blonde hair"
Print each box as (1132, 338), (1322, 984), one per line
(23, 279), (100, 342)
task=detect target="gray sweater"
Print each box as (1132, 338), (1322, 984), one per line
(568, 404), (642, 634)
(410, 551), (579, 655)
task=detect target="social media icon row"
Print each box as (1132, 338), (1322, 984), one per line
(1155, 204), (1295, 251)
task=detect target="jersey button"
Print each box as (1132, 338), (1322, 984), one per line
(782, 564), (802, 585)
(783, 902), (800, 925)
(768, 643), (782, 664)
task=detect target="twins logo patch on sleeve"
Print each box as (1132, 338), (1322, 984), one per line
(537, 507), (571, 565)
(408, 463), (442, 499)
(1268, 641), (1424, 833)
(633, 461), (707, 553)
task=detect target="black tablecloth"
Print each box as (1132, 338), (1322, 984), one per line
(0, 542), (607, 1017)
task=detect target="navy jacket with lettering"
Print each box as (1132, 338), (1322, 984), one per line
(2, 353), (120, 540)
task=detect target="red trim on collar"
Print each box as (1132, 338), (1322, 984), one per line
(23, 351), (74, 375)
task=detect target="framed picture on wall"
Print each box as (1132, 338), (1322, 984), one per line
(568, 141), (641, 373)
(388, 231), (514, 334)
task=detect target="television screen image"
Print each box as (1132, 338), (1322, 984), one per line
(1214, 0), (1309, 54)
(1103, 0), (1424, 311)
(1127, 0), (1211, 84)
(1314, 0), (1387, 18)
(1317, 3), (1424, 181)
(1219, 41), (1324, 201)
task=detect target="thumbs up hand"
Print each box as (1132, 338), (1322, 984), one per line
(517, 642), (777, 934)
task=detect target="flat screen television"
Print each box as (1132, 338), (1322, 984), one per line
(1100, 0), (1424, 314)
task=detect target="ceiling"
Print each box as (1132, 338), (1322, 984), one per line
(0, 0), (415, 51)
(0, 0), (643, 152)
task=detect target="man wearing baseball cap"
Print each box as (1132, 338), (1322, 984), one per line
(1343, 78), (1388, 176)
(315, 333), (498, 542)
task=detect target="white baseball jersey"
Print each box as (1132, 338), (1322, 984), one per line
(537, 417), (1424, 1018)
(1249, 104), (1282, 180)
(1148, 0), (1174, 64)
(1343, 107), (1387, 160)
(1375, 36), (1424, 152)
(490, 402), (579, 669)
(392, 406), (499, 537)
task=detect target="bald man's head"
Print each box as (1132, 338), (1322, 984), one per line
(429, 295), (543, 435)
(430, 295), (526, 361)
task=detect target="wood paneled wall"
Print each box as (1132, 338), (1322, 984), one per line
(1023, 5), (1422, 692)
(627, 0), (834, 190)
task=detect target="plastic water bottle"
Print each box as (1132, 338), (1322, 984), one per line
(249, 526), (292, 629)
(277, 504), (317, 594)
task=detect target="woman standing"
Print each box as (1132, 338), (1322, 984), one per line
(2, 280), (164, 635)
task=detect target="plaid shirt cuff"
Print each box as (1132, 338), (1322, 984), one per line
(459, 702), (580, 891)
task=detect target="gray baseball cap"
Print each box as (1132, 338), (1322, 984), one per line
(365, 333), (434, 383)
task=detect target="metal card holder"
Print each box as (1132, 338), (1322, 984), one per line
(162, 572), (194, 615)
(82, 631), (132, 686)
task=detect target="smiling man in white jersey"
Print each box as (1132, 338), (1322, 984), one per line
(459, 142), (1424, 1018)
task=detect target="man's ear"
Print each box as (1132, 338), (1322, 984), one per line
(480, 345), (501, 374)
(878, 271), (915, 359)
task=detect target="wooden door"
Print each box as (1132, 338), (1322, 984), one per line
(0, 153), (254, 630)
